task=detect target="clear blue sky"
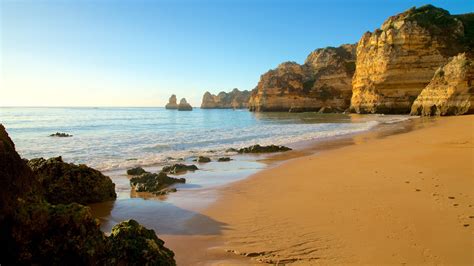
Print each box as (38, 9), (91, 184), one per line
(1, 0), (472, 107)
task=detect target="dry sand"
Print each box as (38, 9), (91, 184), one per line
(166, 115), (474, 265)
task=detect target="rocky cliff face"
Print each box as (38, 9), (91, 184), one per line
(201, 88), (251, 109)
(410, 53), (474, 116)
(165, 94), (178, 109)
(248, 44), (356, 112)
(350, 5), (473, 114)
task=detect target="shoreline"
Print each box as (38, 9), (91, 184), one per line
(161, 115), (473, 265)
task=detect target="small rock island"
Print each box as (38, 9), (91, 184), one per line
(165, 94), (178, 109)
(178, 98), (193, 111)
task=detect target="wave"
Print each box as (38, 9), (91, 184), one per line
(94, 120), (382, 172)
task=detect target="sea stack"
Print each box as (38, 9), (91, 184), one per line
(165, 94), (178, 109)
(178, 98), (193, 111)
(201, 89), (251, 109)
(350, 5), (473, 114)
(248, 44), (356, 112)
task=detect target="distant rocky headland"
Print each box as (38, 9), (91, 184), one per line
(165, 6), (473, 115)
(222, 5), (473, 116)
(201, 88), (251, 109)
(172, 4), (473, 118)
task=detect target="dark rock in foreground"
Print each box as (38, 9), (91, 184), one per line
(130, 172), (185, 195)
(127, 166), (147, 176)
(162, 163), (198, 174)
(108, 219), (176, 265)
(238, 144), (292, 153)
(194, 156), (211, 163)
(28, 156), (117, 205)
(50, 132), (72, 137)
(218, 157), (232, 162)
(0, 124), (176, 265)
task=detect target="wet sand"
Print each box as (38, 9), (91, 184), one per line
(163, 115), (473, 265)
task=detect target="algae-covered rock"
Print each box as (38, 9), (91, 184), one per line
(162, 163), (198, 174)
(108, 219), (176, 265)
(12, 202), (109, 265)
(130, 172), (185, 194)
(28, 157), (117, 205)
(238, 144), (292, 153)
(194, 156), (211, 163)
(0, 124), (177, 265)
(127, 166), (147, 176)
(49, 132), (73, 137)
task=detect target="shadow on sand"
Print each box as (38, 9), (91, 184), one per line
(89, 198), (228, 235)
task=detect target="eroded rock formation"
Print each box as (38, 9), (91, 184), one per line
(411, 53), (474, 116)
(165, 94), (178, 109)
(350, 5), (473, 114)
(201, 88), (251, 109)
(178, 98), (193, 111)
(248, 44), (356, 112)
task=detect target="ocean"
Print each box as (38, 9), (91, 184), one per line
(0, 107), (410, 172)
(0, 107), (413, 172)
(1, 106), (415, 237)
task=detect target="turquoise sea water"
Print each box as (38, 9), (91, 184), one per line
(0, 107), (410, 172)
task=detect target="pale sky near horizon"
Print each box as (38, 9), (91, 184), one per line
(1, 0), (472, 107)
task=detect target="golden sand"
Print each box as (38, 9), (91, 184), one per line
(165, 115), (474, 265)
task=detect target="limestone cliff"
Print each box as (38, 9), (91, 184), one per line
(248, 44), (356, 112)
(165, 94), (178, 109)
(410, 53), (474, 116)
(201, 88), (251, 109)
(350, 5), (474, 114)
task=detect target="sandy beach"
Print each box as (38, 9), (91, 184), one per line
(165, 115), (474, 265)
